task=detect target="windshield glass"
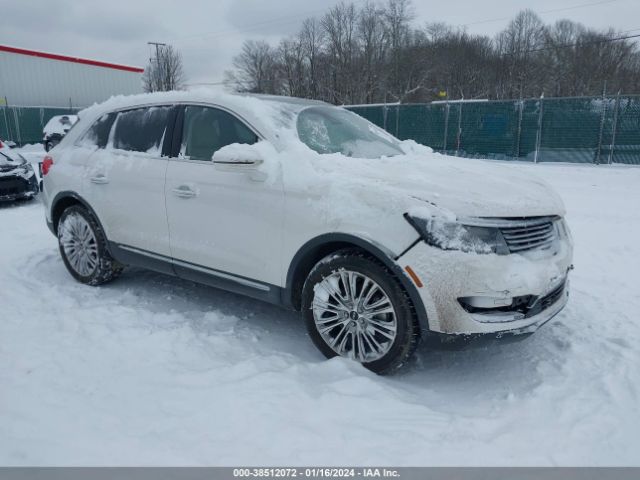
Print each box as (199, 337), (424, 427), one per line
(296, 106), (403, 158)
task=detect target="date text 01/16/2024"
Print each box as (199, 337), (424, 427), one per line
(233, 468), (400, 478)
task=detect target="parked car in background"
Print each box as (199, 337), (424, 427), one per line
(0, 138), (17, 149)
(0, 148), (39, 201)
(41, 91), (573, 374)
(43, 115), (78, 151)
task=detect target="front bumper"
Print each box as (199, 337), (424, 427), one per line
(0, 173), (39, 201)
(397, 238), (573, 335)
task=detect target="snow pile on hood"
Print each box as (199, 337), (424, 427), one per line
(274, 138), (565, 220)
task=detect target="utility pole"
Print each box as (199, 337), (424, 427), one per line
(147, 41), (166, 64)
(147, 42), (167, 91)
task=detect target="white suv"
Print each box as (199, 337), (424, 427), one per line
(41, 91), (573, 374)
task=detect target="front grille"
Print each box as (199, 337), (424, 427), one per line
(0, 176), (28, 197)
(500, 219), (556, 253)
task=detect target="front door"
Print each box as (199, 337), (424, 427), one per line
(165, 105), (284, 291)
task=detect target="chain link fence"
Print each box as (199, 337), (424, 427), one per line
(347, 95), (640, 165)
(3, 96), (640, 164)
(0, 105), (80, 146)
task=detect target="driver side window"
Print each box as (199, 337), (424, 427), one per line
(180, 106), (258, 161)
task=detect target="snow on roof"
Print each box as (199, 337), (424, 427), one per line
(249, 94), (327, 106)
(74, 89), (326, 150)
(0, 44), (144, 73)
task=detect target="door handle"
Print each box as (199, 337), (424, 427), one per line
(172, 185), (197, 198)
(90, 174), (109, 184)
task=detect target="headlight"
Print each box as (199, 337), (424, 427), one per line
(405, 214), (509, 255)
(555, 218), (572, 242)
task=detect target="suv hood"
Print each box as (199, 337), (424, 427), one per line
(397, 155), (564, 218)
(310, 151), (565, 219)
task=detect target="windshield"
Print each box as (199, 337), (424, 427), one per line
(296, 106), (403, 159)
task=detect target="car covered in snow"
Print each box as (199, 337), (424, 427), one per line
(0, 138), (17, 149)
(43, 115), (78, 151)
(40, 91), (573, 374)
(0, 147), (39, 201)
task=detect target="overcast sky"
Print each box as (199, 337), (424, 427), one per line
(1, 0), (638, 85)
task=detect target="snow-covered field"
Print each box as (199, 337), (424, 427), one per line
(1, 156), (639, 466)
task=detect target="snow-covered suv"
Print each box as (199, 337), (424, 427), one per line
(41, 91), (573, 374)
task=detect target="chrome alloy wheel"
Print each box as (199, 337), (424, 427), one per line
(312, 270), (398, 362)
(58, 213), (99, 277)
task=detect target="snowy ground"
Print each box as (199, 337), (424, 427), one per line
(1, 155), (639, 466)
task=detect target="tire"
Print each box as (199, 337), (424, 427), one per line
(301, 249), (420, 375)
(57, 205), (123, 286)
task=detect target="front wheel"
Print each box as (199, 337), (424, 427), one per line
(301, 250), (420, 375)
(57, 205), (123, 285)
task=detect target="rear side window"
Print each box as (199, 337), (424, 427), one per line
(180, 106), (258, 161)
(112, 106), (172, 154)
(79, 113), (116, 148)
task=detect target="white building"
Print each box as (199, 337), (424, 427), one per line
(0, 44), (143, 108)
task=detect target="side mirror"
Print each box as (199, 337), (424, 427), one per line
(212, 143), (264, 167)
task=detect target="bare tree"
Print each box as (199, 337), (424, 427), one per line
(142, 45), (186, 92)
(321, 2), (358, 104)
(300, 18), (325, 99)
(357, 1), (388, 103)
(223, 40), (280, 93)
(225, 2), (640, 104)
(494, 10), (546, 98)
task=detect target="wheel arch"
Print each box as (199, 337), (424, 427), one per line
(50, 191), (106, 237)
(284, 233), (429, 332)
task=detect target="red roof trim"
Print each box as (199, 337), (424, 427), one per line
(0, 44), (144, 73)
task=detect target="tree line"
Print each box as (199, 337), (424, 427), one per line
(223, 0), (640, 104)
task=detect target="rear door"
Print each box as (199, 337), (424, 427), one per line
(83, 105), (176, 258)
(165, 104), (284, 290)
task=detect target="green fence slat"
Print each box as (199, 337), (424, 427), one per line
(612, 97), (640, 165)
(346, 95), (640, 165)
(1, 106), (80, 146)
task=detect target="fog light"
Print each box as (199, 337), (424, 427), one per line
(461, 296), (513, 308)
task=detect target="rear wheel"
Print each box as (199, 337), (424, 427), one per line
(57, 205), (123, 285)
(301, 250), (420, 374)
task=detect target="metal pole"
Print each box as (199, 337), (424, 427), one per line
(515, 99), (523, 159)
(608, 91), (621, 165)
(383, 92), (388, 131)
(12, 107), (22, 146)
(596, 90), (608, 164)
(395, 103), (400, 138)
(443, 102), (449, 152)
(147, 41), (167, 91)
(455, 100), (463, 156)
(2, 97), (10, 142)
(534, 94), (544, 163)
(383, 105), (388, 131)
